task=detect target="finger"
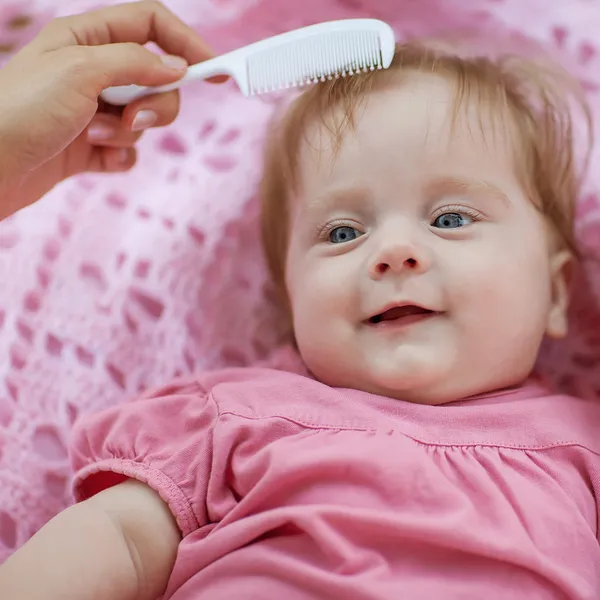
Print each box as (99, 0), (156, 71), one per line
(28, 0), (215, 66)
(98, 97), (125, 117)
(86, 146), (137, 173)
(57, 43), (190, 94)
(86, 113), (143, 147)
(121, 89), (180, 131)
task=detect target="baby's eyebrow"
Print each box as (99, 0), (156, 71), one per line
(426, 175), (510, 206)
(299, 176), (509, 217)
(302, 186), (370, 216)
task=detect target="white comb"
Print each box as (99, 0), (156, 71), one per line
(100, 18), (396, 105)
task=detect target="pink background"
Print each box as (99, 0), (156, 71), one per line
(0, 0), (599, 560)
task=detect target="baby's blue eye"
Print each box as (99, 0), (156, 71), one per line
(329, 226), (360, 243)
(432, 212), (472, 229)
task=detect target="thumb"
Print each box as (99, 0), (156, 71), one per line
(58, 43), (189, 97)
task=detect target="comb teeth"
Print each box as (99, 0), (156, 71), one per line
(247, 30), (383, 95)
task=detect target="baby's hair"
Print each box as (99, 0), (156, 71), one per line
(260, 39), (592, 301)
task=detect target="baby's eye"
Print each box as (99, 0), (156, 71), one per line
(329, 226), (360, 244)
(432, 212), (473, 229)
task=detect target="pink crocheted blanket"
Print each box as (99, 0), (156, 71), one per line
(1, 0), (600, 559)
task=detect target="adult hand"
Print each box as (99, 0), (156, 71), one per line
(0, 0), (220, 219)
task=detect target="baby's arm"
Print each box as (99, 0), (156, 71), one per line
(0, 479), (180, 600)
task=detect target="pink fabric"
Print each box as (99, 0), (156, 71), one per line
(1, 0), (600, 562)
(70, 367), (600, 599)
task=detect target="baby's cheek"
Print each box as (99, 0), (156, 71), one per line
(303, 261), (354, 305)
(288, 268), (327, 326)
(454, 248), (550, 330)
(291, 263), (356, 350)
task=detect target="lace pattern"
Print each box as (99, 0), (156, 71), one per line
(0, 0), (599, 559)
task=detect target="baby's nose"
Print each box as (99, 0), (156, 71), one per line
(374, 256), (417, 275)
(369, 242), (430, 280)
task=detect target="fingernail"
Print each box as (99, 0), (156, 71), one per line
(131, 110), (157, 132)
(116, 149), (129, 165)
(160, 54), (188, 71)
(87, 123), (114, 142)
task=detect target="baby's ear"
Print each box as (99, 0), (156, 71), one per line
(546, 249), (572, 340)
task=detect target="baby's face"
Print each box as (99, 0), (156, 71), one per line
(284, 72), (570, 405)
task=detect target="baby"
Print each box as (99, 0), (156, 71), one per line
(1, 39), (600, 600)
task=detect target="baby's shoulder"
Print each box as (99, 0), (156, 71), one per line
(478, 386), (600, 456)
(199, 369), (600, 457)
(195, 366), (347, 421)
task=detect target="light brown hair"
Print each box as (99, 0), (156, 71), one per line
(260, 40), (592, 301)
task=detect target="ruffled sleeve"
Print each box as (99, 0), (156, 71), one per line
(69, 379), (218, 537)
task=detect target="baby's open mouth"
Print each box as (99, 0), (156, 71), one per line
(368, 305), (436, 325)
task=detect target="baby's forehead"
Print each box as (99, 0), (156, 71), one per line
(296, 71), (519, 188)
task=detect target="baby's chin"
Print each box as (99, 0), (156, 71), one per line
(349, 371), (464, 406)
(297, 334), (536, 404)
(304, 356), (451, 405)
(306, 353), (525, 405)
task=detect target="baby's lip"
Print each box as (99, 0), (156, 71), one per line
(365, 302), (438, 324)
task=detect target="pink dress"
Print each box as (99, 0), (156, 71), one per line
(70, 368), (600, 599)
